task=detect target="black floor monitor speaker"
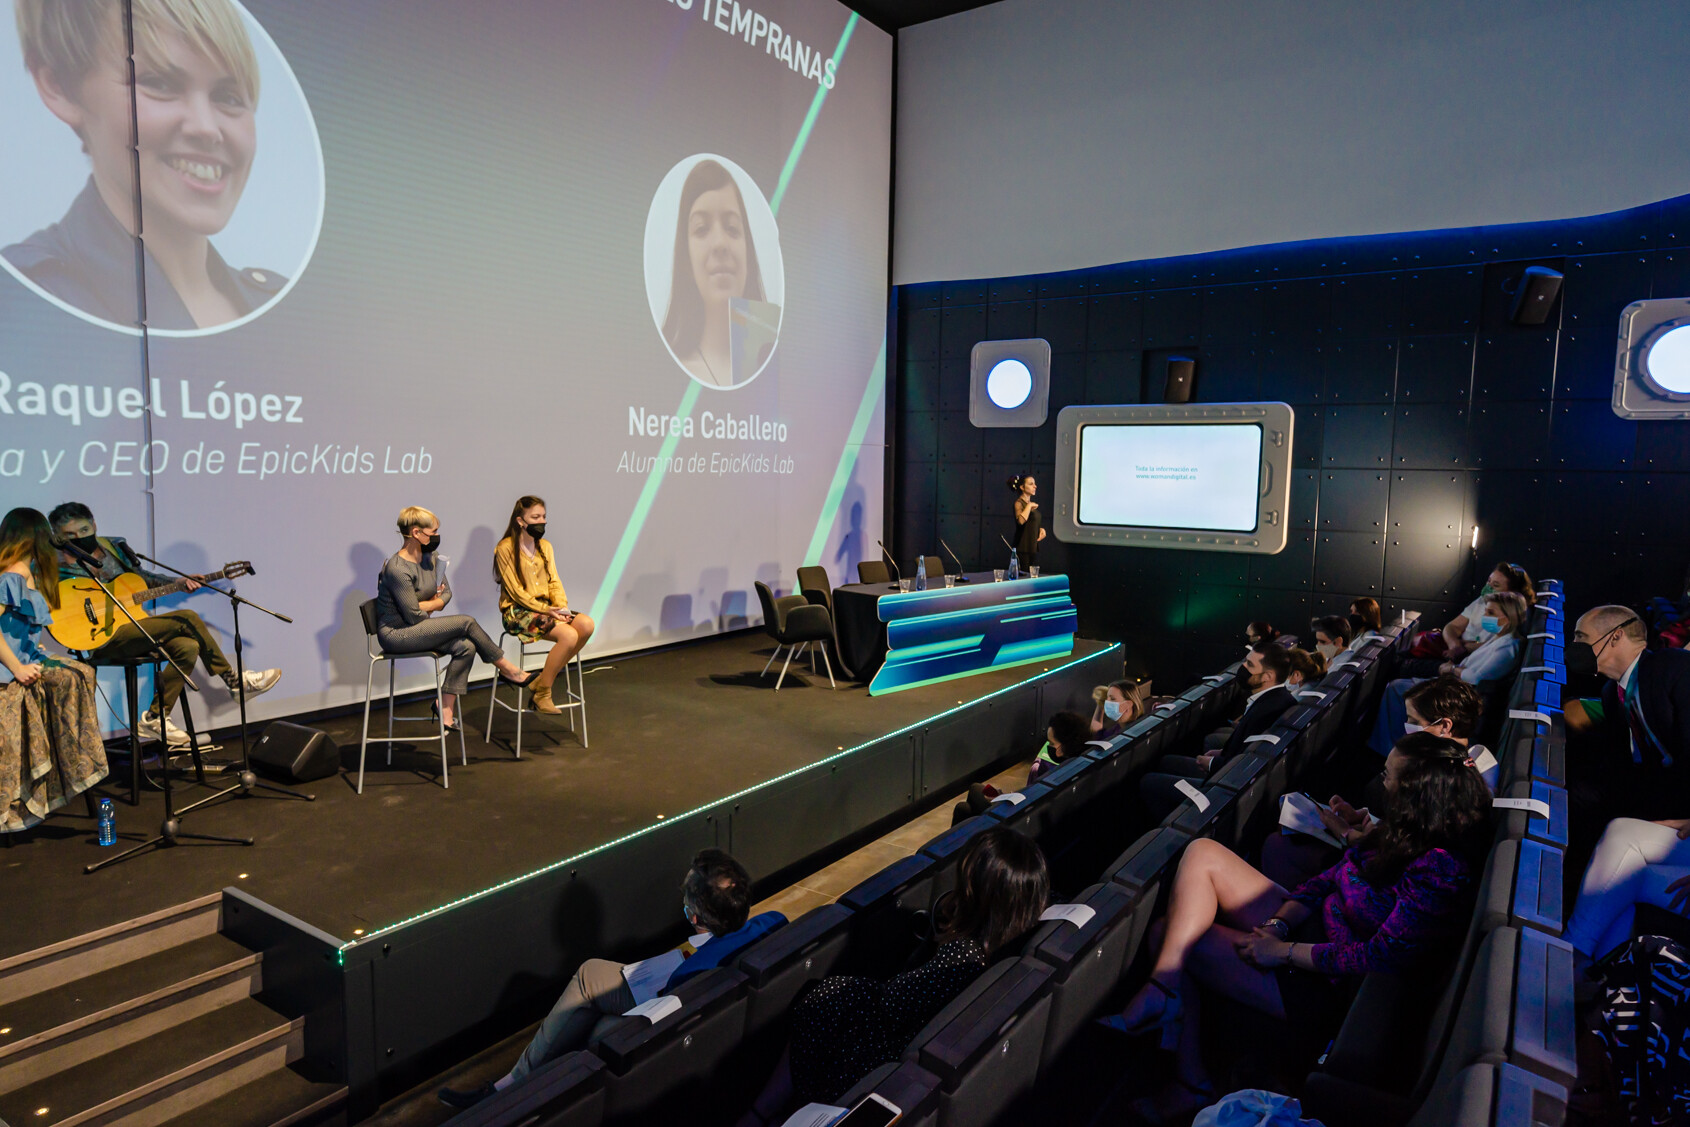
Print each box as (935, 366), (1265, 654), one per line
(252, 721), (340, 782)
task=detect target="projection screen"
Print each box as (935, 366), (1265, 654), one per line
(0, 0), (892, 725)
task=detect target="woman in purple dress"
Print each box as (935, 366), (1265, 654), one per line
(1101, 731), (1493, 1123)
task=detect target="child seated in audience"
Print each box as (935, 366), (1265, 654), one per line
(738, 827), (1050, 1122)
(1309, 615), (1353, 667)
(1101, 733), (1492, 1124)
(952, 711), (1091, 824)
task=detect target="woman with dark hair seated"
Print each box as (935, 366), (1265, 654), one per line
(739, 827), (1050, 1123)
(1101, 733), (1492, 1123)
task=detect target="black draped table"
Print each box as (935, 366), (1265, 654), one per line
(831, 571), (1076, 693)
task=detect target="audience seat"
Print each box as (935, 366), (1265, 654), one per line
(442, 1051), (604, 1127)
(591, 967), (749, 1122)
(734, 903), (854, 1037)
(901, 957), (1055, 1127)
(1108, 827), (1191, 896)
(837, 853), (944, 979)
(836, 1061), (944, 1127)
(1404, 1062), (1567, 1127)
(1023, 882), (1154, 1065)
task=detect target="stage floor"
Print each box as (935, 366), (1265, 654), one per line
(3, 632), (1114, 960)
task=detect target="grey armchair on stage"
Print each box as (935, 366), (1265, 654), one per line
(754, 581), (837, 692)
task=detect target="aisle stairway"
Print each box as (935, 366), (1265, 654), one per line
(0, 894), (344, 1127)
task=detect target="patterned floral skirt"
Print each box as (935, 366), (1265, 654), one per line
(1, 658), (109, 833)
(502, 605), (557, 644)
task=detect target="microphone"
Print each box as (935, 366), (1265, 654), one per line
(1000, 534), (1015, 551)
(875, 540), (901, 589)
(939, 538), (971, 583)
(52, 534), (101, 567)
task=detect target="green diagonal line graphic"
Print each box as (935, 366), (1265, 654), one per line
(771, 13), (858, 214)
(588, 13), (861, 624)
(803, 340), (885, 566)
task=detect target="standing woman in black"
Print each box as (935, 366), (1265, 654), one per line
(1009, 474), (1045, 566)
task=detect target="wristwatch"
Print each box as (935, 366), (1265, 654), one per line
(1263, 917), (1291, 941)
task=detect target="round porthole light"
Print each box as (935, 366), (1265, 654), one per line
(1642, 323), (1690, 398)
(986, 358), (1033, 409)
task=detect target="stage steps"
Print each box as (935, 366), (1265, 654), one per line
(0, 895), (345, 1127)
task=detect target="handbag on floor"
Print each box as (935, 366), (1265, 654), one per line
(1192, 1089), (1324, 1127)
(1588, 934), (1690, 1125)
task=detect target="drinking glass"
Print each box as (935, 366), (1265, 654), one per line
(898, 578), (912, 592)
(943, 575), (956, 588)
(992, 569), (1006, 583)
(1029, 565), (1041, 578)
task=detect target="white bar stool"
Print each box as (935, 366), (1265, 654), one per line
(485, 631), (588, 756)
(355, 599), (466, 793)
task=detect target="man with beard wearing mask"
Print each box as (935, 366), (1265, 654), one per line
(1139, 644), (1296, 822)
(49, 501), (279, 749)
(1567, 606), (1690, 824)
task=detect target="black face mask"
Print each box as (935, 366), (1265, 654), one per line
(1565, 641), (1598, 678)
(421, 533), (442, 553)
(525, 523), (546, 540)
(1235, 665), (1254, 686)
(69, 535), (100, 554)
(1348, 613), (1367, 633)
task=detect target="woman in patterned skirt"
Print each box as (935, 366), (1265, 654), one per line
(493, 496), (594, 715)
(0, 507), (106, 832)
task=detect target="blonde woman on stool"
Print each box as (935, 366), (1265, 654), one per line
(493, 497), (595, 714)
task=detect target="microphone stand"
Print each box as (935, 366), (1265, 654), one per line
(128, 551), (314, 808)
(62, 545), (251, 875)
(61, 540), (199, 802)
(939, 539), (971, 583)
(875, 540), (901, 592)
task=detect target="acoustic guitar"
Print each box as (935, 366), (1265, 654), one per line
(49, 562), (253, 651)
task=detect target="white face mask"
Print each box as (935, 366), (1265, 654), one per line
(1316, 642), (1339, 660)
(1104, 699), (1124, 721)
(1403, 722), (1424, 735)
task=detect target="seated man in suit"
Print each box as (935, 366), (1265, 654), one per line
(1568, 605), (1690, 825)
(438, 849), (785, 1108)
(1561, 606), (1690, 962)
(1139, 645), (1297, 823)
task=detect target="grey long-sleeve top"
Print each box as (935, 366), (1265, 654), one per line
(376, 551), (449, 631)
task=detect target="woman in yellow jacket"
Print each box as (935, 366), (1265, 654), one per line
(492, 496), (595, 713)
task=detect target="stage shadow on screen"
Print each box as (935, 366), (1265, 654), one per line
(834, 498), (867, 583)
(717, 589), (749, 631)
(659, 594), (694, 634)
(454, 524), (499, 625)
(318, 540), (386, 686)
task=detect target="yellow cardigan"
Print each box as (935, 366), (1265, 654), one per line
(494, 537), (566, 614)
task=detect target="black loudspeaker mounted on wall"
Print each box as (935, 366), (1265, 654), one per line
(251, 721), (340, 782)
(1508, 265), (1564, 325)
(1164, 356), (1196, 403)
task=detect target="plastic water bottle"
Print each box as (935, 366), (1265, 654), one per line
(914, 558), (927, 591)
(97, 797), (116, 846)
(1008, 548), (1020, 581)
